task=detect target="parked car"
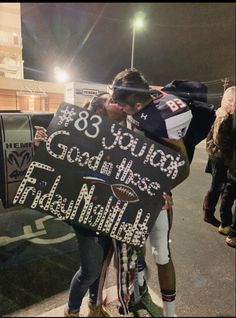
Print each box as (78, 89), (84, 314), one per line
(0, 111), (53, 209)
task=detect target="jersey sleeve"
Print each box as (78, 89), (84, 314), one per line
(163, 109), (193, 139)
(132, 94), (193, 140)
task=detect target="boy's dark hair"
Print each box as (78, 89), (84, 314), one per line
(111, 68), (151, 106)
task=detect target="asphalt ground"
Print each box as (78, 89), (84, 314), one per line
(145, 141), (236, 317)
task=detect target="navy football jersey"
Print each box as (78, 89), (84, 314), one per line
(127, 94), (193, 140)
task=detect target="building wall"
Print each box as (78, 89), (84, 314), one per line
(64, 81), (108, 107)
(0, 77), (109, 113)
(0, 3), (23, 79)
(0, 88), (17, 110)
(0, 77), (64, 112)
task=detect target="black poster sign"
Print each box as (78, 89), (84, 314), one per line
(13, 103), (186, 246)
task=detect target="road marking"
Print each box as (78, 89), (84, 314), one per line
(0, 225), (46, 247)
(35, 215), (54, 230)
(0, 215), (75, 247)
(29, 233), (75, 245)
(30, 215), (75, 244)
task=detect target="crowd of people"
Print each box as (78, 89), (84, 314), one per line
(34, 69), (235, 317)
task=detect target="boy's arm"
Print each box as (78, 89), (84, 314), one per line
(162, 137), (190, 188)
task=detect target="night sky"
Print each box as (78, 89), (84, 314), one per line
(21, 3), (235, 92)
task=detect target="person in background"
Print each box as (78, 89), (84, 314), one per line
(203, 86), (236, 234)
(110, 68), (192, 317)
(216, 87), (236, 239)
(222, 158), (236, 247)
(226, 207), (236, 248)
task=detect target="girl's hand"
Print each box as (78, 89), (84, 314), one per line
(34, 126), (48, 146)
(162, 192), (173, 209)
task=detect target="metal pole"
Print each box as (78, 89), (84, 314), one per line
(131, 25), (135, 70)
(221, 77), (229, 92)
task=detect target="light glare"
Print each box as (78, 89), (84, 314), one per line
(134, 17), (144, 29)
(54, 66), (69, 83)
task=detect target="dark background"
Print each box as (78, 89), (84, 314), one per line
(21, 3), (235, 91)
